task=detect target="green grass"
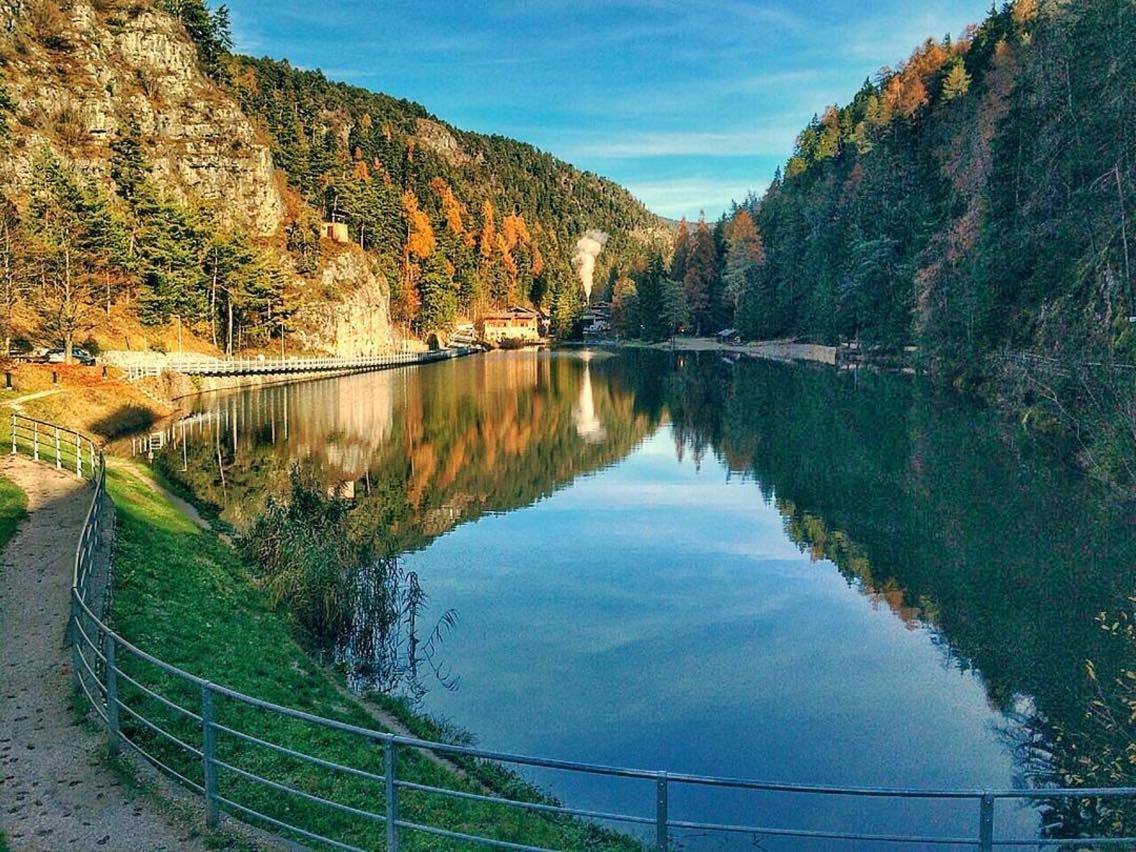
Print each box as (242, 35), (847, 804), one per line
(102, 462), (640, 851)
(0, 473), (27, 552)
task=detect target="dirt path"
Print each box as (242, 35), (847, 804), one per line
(0, 456), (207, 851)
(1, 389), (64, 408)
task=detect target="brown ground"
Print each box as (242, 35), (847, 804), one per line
(0, 364), (173, 441)
(0, 456), (207, 850)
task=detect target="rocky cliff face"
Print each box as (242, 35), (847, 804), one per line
(293, 250), (397, 357)
(0, 0), (283, 234)
(0, 0), (400, 353)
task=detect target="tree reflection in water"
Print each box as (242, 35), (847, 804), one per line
(144, 349), (1136, 839)
(652, 351), (1136, 840)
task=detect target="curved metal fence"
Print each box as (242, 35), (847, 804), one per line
(10, 411), (1136, 850)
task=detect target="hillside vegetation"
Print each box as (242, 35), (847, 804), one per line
(612, 0), (1135, 488)
(0, 0), (666, 362)
(739, 0), (1134, 368)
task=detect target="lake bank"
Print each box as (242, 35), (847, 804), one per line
(102, 457), (642, 850)
(621, 336), (839, 365)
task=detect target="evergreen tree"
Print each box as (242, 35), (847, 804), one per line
(110, 117), (149, 201)
(683, 217), (718, 335)
(26, 156), (124, 361)
(159, 0), (233, 80)
(941, 59), (972, 101)
(417, 252), (458, 332)
(0, 197), (27, 356)
(670, 218), (691, 283)
(132, 186), (209, 327)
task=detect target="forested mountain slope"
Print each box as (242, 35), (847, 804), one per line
(737, 0), (1134, 375)
(0, 0), (666, 360)
(227, 56), (668, 333)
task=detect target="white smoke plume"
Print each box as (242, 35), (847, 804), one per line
(573, 230), (608, 301)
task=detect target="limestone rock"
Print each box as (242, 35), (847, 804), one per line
(0, 1), (284, 235)
(294, 250), (398, 356)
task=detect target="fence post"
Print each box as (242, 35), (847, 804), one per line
(384, 738), (399, 851)
(979, 794), (994, 852)
(55, 427), (61, 469)
(202, 683), (218, 830)
(655, 773), (668, 851)
(10, 413), (15, 454)
(32, 420), (38, 461)
(104, 633), (120, 756)
(76, 433), (82, 477)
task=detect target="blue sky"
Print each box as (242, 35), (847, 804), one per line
(225, 0), (993, 219)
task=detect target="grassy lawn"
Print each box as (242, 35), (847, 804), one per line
(103, 461), (639, 851)
(0, 473), (27, 552)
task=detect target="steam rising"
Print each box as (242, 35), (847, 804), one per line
(573, 230), (608, 301)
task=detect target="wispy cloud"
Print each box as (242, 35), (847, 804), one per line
(627, 177), (770, 218)
(564, 126), (801, 159)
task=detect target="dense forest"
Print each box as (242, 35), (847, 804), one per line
(0, 0), (667, 361)
(612, 0), (1136, 489)
(621, 0), (1134, 366)
(227, 54), (667, 335)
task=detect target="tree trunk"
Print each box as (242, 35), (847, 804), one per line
(210, 250), (218, 348)
(1116, 165), (1132, 312)
(226, 298), (233, 356)
(63, 248), (73, 365)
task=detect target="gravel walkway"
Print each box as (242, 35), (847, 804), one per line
(0, 455), (206, 850)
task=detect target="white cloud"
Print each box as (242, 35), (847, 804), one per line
(626, 177), (770, 218)
(562, 125), (800, 159)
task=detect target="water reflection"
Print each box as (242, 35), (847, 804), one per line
(574, 351), (606, 443)
(651, 353), (1136, 841)
(143, 350), (1136, 844)
(150, 352), (661, 695)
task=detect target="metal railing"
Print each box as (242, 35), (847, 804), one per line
(10, 413), (1136, 850)
(123, 348), (478, 381)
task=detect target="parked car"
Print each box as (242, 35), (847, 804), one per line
(44, 347), (96, 366)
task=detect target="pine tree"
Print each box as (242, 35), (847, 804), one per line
(0, 197), (27, 356)
(942, 60), (972, 101)
(417, 252), (458, 332)
(159, 0), (233, 80)
(26, 157), (123, 362)
(636, 254), (684, 342)
(683, 216), (718, 335)
(110, 117), (149, 201)
(670, 218), (691, 283)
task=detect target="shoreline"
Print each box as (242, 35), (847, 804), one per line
(606, 337), (841, 365)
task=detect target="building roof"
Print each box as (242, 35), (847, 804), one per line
(481, 312), (539, 322)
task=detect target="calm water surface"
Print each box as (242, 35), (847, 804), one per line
(153, 350), (1136, 848)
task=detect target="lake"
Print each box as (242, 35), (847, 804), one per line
(151, 349), (1136, 848)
